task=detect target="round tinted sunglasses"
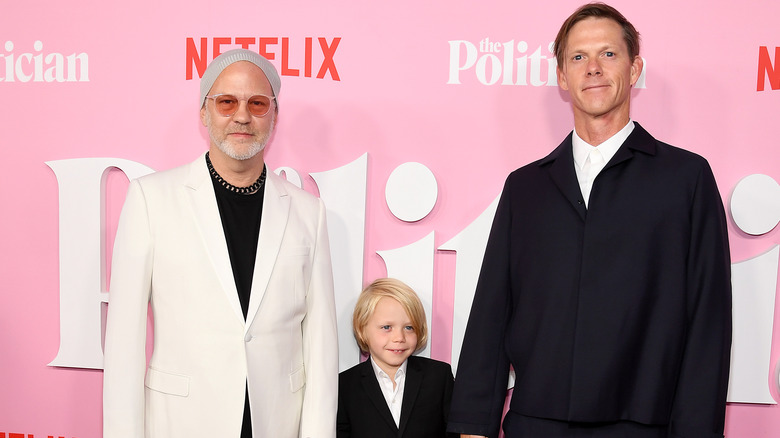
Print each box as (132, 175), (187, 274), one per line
(205, 94), (276, 117)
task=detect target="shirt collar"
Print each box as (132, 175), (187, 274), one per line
(369, 356), (408, 381)
(572, 120), (635, 170)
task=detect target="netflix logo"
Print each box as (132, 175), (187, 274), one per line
(185, 37), (341, 81)
(757, 46), (780, 91)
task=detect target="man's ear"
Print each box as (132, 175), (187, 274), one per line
(557, 66), (569, 91)
(630, 55), (644, 87)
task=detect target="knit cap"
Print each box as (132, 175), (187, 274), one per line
(199, 49), (281, 108)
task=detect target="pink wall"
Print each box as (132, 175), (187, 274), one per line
(1, 1), (779, 436)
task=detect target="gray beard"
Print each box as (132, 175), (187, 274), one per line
(206, 112), (274, 161)
(215, 136), (267, 161)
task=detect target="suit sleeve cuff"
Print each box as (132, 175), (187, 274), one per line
(447, 421), (490, 436)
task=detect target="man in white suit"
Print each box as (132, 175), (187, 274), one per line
(103, 49), (338, 438)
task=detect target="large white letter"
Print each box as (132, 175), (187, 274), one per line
(728, 246), (779, 404)
(311, 154), (368, 372)
(439, 195), (499, 372)
(726, 173), (780, 403)
(46, 158), (154, 369)
(378, 232), (435, 359)
(447, 40), (478, 85)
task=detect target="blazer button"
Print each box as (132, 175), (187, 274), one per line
(244, 333), (253, 343)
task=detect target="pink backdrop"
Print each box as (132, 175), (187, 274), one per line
(2, 0), (780, 436)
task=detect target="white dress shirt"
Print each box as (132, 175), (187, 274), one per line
(572, 120), (635, 207)
(370, 357), (408, 427)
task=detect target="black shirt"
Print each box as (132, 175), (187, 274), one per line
(210, 165), (265, 318)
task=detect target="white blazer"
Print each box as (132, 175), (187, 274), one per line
(103, 153), (338, 438)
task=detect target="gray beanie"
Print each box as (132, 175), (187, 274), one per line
(199, 49), (281, 108)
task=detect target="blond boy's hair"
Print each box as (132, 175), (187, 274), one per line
(352, 278), (428, 354)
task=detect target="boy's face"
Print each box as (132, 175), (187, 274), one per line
(366, 297), (418, 378)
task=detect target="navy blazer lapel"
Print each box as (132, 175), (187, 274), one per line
(539, 133), (587, 221)
(397, 357), (423, 437)
(539, 124), (658, 220)
(602, 122), (657, 172)
(359, 360), (399, 433)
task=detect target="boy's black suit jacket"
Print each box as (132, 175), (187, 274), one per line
(337, 355), (456, 438)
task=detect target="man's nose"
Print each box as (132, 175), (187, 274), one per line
(586, 58), (602, 76)
(232, 101), (252, 123)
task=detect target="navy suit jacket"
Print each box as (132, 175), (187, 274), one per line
(338, 355), (456, 438)
(447, 123), (732, 438)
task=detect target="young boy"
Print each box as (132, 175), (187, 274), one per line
(337, 278), (456, 438)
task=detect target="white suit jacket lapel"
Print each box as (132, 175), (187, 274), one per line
(245, 170), (290, 331)
(184, 154), (245, 326)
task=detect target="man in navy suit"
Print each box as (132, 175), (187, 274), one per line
(447, 4), (732, 438)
